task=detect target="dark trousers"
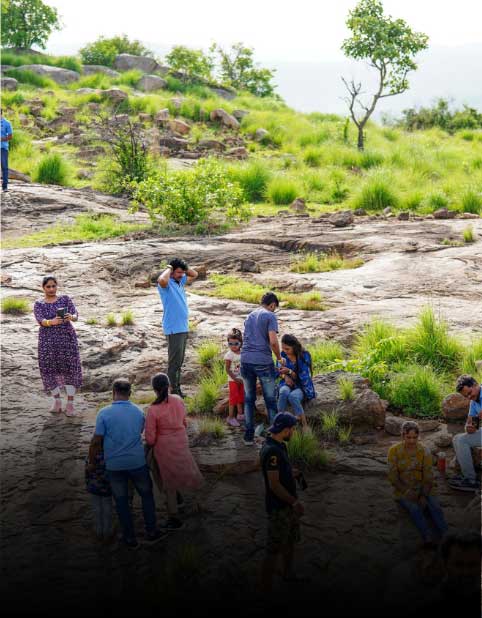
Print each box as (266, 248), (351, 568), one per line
(167, 332), (188, 394)
(107, 465), (157, 542)
(1, 149), (8, 190)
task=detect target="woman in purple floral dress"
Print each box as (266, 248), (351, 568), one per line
(34, 276), (82, 416)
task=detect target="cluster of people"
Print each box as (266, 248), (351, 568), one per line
(33, 257), (481, 579)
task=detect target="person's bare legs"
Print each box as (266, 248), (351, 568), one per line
(50, 386), (62, 413)
(65, 385), (76, 416)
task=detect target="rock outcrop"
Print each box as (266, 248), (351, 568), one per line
(113, 53), (159, 73)
(210, 109), (240, 130)
(82, 65), (120, 77)
(137, 74), (167, 92)
(16, 64), (80, 84)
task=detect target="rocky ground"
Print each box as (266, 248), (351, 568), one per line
(1, 183), (481, 615)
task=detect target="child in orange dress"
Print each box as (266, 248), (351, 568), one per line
(145, 373), (204, 530)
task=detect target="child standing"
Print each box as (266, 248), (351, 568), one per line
(224, 328), (245, 427)
(145, 373), (204, 531)
(85, 446), (113, 542)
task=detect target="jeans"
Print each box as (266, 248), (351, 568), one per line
(278, 386), (304, 416)
(398, 495), (448, 541)
(1, 149), (8, 190)
(90, 494), (113, 537)
(241, 362), (278, 441)
(453, 429), (482, 481)
(167, 332), (188, 394)
(107, 465), (157, 542)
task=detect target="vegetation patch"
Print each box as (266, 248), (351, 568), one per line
(196, 341), (222, 367)
(1, 297), (30, 315)
(290, 251), (364, 273)
(287, 427), (328, 469)
(308, 340), (345, 374)
(388, 365), (447, 418)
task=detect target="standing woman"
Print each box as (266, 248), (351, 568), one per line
(34, 276), (82, 416)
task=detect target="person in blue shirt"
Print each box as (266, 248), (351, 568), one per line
(89, 378), (165, 549)
(157, 257), (198, 397)
(448, 375), (482, 492)
(1, 109), (13, 192)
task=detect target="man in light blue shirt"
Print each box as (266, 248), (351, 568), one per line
(89, 378), (164, 548)
(157, 257), (198, 397)
(449, 375), (482, 492)
(1, 109), (13, 192)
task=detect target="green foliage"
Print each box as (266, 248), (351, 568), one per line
(1, 296), (30, 315)
(320, 411), (340, 439)
(106, 313), (117, 327)
(463, 226), (475, 243)
(460, 338), (482, 375)
(266, 177), (299, 205)
(34, 153), (69, 185)
(1, 0), (61, 49)
(353, 319), (406, 364)
(338, 425), (353, 444)
(197, 418), (226, 439)
(388, 365), (446, 417)
(353, 176), (399, 211)
(287, 427), (328, 468)
(303, 148), (323, 167)
(290, 251), (364, 273)
(132, 158), (248, 225)
(228, 161), (272, 202)
(86, 318), (98, 325)
(398, 99), (482, 133)
(120, 310), (134, 326)
(338, 377), (355, 401)
(80, 34), (153, 67)
(308, 340), (345, 374)
(165, 45), (214, 82)
(4, 68), (54, 88)
(461, 189), (482, 215)
(214, 42), (276, 97)
(196, 341), (221, 367)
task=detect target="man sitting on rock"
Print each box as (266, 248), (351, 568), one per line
(448, 375), (482, 492)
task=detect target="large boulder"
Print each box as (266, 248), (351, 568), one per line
(159, 136), (190, 151)
(433, 208), (456, 220)
(82, 65), (120, 77)
(442, 393), (470, 422)
(101, 88), (128, 103)
(16, 64), (80, 84)
(329, 210), (354, 228)
(155, 108), (170, 124)
(1, 77), (17, 91)
(113, 54), (159, 73)
(254, 128), (269, 142)
(210, 108), (240, 130)
(169, 119), (191, 135)
(137, 74), (167, 92)
(209, 86), (237, 100)
(305, 372), (387, 430)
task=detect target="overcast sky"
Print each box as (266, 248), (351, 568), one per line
(46, 0), (482, 62)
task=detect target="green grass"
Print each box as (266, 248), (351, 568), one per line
(2, 214), (149, 249)
(290, 251), (364, 273)
(196, 341), (221, 367)
(266, 177), (299, 205)
(120, 310), (134, 325)
(308, 340), (345, 373)
(197, 418), (226, 439)
(353, 319), (407, 364)
(338, 425), (352, 444)
(201, 275), (326, 311)
(352, 175), (399, 211)
(187, 361), (226, 415)
(338, 377), (355, 401)
(320, 410), (340, 439)
(463, 226), (475, 243)
(1, 50), (81, 72)
(461, 189), (482, 214)
(106, 313), (117, 327)
(228, 161), (272, 202)
(34, 153), (70, 185)
(1, 296), (30, 315)
(86, 317), (98, 325)
(460, 338), (482, 375)
(287, 427), (328, 468)
(388, 364), (447, 418)
(4, 68), (56, 88)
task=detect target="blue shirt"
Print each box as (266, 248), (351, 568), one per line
(1, 118), (13, 150)
(240, 307), (278, 365)
(279, 350), (316, 400)
(95, 400), (146, 471)
(157, 274), (189, 335)
(469, 387), (482, 417)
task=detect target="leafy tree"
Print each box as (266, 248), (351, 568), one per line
(341, 0), (428, 150)
(80, 35), (153, 68)
(1, 0), (61, 50)
(165, 45), (214, 82)
(397, 99), (482, 133)
(214, 42), (276, 97)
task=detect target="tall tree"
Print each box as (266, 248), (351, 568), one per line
(341, 0), (428, 150)
(1, 0), (61, 50)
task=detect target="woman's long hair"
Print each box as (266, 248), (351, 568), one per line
(281, 334), (312, 374)
(152, 373), (170, 405)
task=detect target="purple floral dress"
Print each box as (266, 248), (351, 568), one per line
(34, 295), (83, 392)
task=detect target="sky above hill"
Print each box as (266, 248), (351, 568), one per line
(45, 0), (482, 115)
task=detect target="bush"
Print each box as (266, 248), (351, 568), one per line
(1, 296), (30, 315)
(308, 340), (345, 374)
(229, 161), (271, 203)
(34, 153), (69, 185)
(80, 34), (153, 68)
(132, 158), (248, 225)
(287, 427), (328, 468)
(353, 176), (399, 211)
(196, 341), (221, 367)
(266, 177), (299, 205)
(388, 365), (445, 417)
(165, 45), (214, 81)
(461, 190), (482, 215)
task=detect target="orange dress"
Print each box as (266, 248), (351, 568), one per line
(145, 395), (204, 491)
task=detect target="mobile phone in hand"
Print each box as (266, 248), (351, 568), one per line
(56, 307), (66, 318)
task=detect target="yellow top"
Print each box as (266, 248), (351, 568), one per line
(387, 441), (434, 499)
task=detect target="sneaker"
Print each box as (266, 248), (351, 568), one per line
(163, 517), (184, 531)
(144, 529), (168, 545)
(448, 477), (480, 492)
(237, 414), (245, 422)
(243, 438), (255, 446)
(65, 402), (76, 417)
(227, 417), (240, 427)
(50, 398), (62, 414)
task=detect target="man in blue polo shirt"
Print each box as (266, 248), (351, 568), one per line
(89, 378), (164, 548)
(157, 257), (198, 397)
(1, 109), (13, 192)
(449, 374), (482, 492)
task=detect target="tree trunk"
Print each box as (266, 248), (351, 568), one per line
(357, 126), (364, 151)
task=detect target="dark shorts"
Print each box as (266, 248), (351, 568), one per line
(266, 506), (301, 554)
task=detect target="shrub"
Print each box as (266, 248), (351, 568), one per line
(120, 310), (134, 325)
(229, 161), (271, 203)
(461, 190), (482, 215)
(132, 159), (248, 225)
(338, 377), (355, 401)
(80, 34), (153, 67)
(165, 45), (214, 81)
(308, 340), (345, 374)
(353, 176), (399, 211)
(196, 341), (221, 367)
(198, 418), (226, 439)
(1, 296), (30, 315)
(34, 153), (69, 185)
(287, 427), (328, 468)
(388, 365), (445, 417)
(320, 411), (339, 439)
(266, 177), (299, 205)
(463, 226), (475, 243)
(106, 313), (117, 327)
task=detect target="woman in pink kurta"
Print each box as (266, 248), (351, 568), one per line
(145, 373), (203, 529)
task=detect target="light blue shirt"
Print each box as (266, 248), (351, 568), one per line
(95, 400), (146, 471)
(469, 387), (482, 417)
(157, 274), (189, 335)
(1, 118), (13, 150)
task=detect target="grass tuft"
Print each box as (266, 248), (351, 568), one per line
(463, 226), (475, 243)
(338, 425), (353, 444)
(1, 296), (30, 315)
(196, 341), (222, 367)
(34, 153), (70, 185)
(461, 190), (482, 215)
(308, 340), (345, 373)
(198, 418), (226, 439)
(338, 377), (355, 401)
(320, 410), (339, 439)
(388, 364), (446, 418)
(287, 427), (328, 468)
(290, 251), (363, 273)
(266, 177), (299, 205)
(120, 310), (135, 325)
(106, 313), (117, 327)
(353, 176), (399, 211)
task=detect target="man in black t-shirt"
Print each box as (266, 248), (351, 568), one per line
(259, 413), (305, 592)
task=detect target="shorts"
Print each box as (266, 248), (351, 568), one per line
(266, 506), (301, 554)
(229, 380), (245, 405)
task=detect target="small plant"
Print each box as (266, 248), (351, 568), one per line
(34, 153), (70, 185)
(120, 310), (135, 326)
(266, 177), (299, 205)
(353, 176), (399, 211)
(303, 148), (323, 167)
(106, 313), (117, 327)
(388, 364), (446, 418)
(338, 377), (355, 401)
(229, 161), (271, 203)
(287, 427), (328, 468)
(196, 341), (221, 367)
(338, 425), (353, 444)
(320, 410), (339, 439)
(308, 340), (345, 373)
(86, 318), (98, 325)
(198, 418), (226, 439)
(463, 226), (475, 243)
(461, 190), (482, 215)
(1, 297), (30, 315)
(441, 238), (463, 247)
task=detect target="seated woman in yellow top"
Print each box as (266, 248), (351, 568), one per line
(388, 420), (448, 544)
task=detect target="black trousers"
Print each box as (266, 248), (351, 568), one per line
(167, 332), (188, 393)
